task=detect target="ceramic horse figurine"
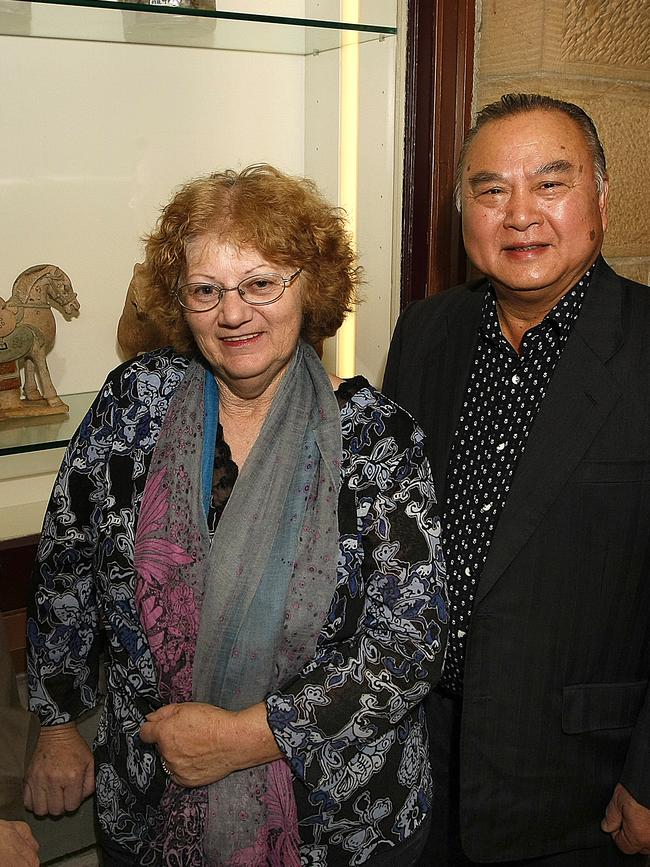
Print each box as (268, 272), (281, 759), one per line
(0, 264), (80, 420)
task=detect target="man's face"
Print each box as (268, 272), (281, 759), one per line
(460, 109), (608, 300)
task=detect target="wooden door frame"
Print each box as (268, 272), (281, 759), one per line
(400, 0), (475, 308)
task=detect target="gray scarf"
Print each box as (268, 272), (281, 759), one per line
(138, 341), (341, 864)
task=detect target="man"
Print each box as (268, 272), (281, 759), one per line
(0, 618), (40, 865)
(383, 93), (650, 865)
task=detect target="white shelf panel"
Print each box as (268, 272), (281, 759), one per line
(0, 0), (396, 54)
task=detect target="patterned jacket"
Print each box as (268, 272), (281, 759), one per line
(28, 349), (447, 865)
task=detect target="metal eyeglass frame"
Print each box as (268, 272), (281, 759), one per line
(174, 268), (302, 312)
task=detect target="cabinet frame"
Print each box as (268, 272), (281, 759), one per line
(400, 0), (475, 307)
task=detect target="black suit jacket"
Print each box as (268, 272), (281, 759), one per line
(382, 257), (650, 861)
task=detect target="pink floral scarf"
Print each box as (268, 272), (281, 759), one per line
(134, 344), (342, 865)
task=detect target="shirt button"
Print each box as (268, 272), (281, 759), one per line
(458, 629), (467, 638)
(480, 502), (493, 513)
(496, 442), (506, 452)
(511, 373), (521, 385)
(464, 566), (472, 577)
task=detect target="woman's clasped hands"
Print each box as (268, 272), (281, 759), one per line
(139, 701), (281, 788)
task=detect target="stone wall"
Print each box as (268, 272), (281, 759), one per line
(473, 0), (650, 285)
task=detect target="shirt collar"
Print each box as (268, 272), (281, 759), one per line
(480, 266), (594, 343)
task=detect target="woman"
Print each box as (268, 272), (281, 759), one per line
(25, 165), (448, 866)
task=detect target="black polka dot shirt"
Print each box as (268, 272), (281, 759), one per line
(438, 268), (593, 695)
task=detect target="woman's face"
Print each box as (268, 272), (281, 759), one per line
(182, 238), (303, 400)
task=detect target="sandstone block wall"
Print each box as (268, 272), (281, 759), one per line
(473, 0), (650, 285)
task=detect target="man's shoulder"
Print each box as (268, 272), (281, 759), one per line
(399, 277), (488, 330)
(589, 258), (650, 335)
(595, 257), (649, 297)
(618, 272), (650, 300)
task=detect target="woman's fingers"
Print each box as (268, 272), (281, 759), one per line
(0, 819), (40, 867)
(81, 759), (96, 801)
(24, 723), (94, 816)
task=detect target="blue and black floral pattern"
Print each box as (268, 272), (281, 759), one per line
(27, 353), (447, 865)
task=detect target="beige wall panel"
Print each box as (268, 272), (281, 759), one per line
(595, 93), (649, 258)
(478, 0), (650, 82)
(559, 0), (650, 80)
(476, 0), (546, 77)
(475, 74), (551, 109)
(609, 258), (650, 286)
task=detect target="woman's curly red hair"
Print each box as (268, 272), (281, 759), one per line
(140, 164), (362, 353)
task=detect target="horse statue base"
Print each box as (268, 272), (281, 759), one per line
(0, 264), (79, 422)
(0, 361), (70, 420)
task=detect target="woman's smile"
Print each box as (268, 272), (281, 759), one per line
(183, 239), (303, 401)
(220, 332), (263, 346)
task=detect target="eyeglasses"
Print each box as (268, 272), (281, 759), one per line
(174, 268), (302, 312)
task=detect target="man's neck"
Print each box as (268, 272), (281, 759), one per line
(493, 291), (564, 353)
(493, 271), (591, 353)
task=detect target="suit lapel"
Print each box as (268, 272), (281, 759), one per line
(425, 289), (485, 504)
(475, 259), (624, 603)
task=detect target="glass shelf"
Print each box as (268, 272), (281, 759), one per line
(0, 392), (95, 456)
(0, 0), (396, 53)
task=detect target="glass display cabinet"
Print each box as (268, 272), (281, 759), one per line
(0, 0), (400, 539)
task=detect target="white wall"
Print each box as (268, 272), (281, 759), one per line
(355, 35), (396, 383)
(306, 35), (396, 385)
(1, 29), (305, 396)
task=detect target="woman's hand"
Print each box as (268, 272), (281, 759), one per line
(23, 723), (94, 816)
(139, 701), (281, 788)
(0, 820), (40, 866)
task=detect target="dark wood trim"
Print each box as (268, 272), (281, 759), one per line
(400, 0), (475, 308)
(0, 537), (38, 613)
(0, 534), (39, 552)
(3, 608), (27, 673)
(0, 537), (40, 672)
